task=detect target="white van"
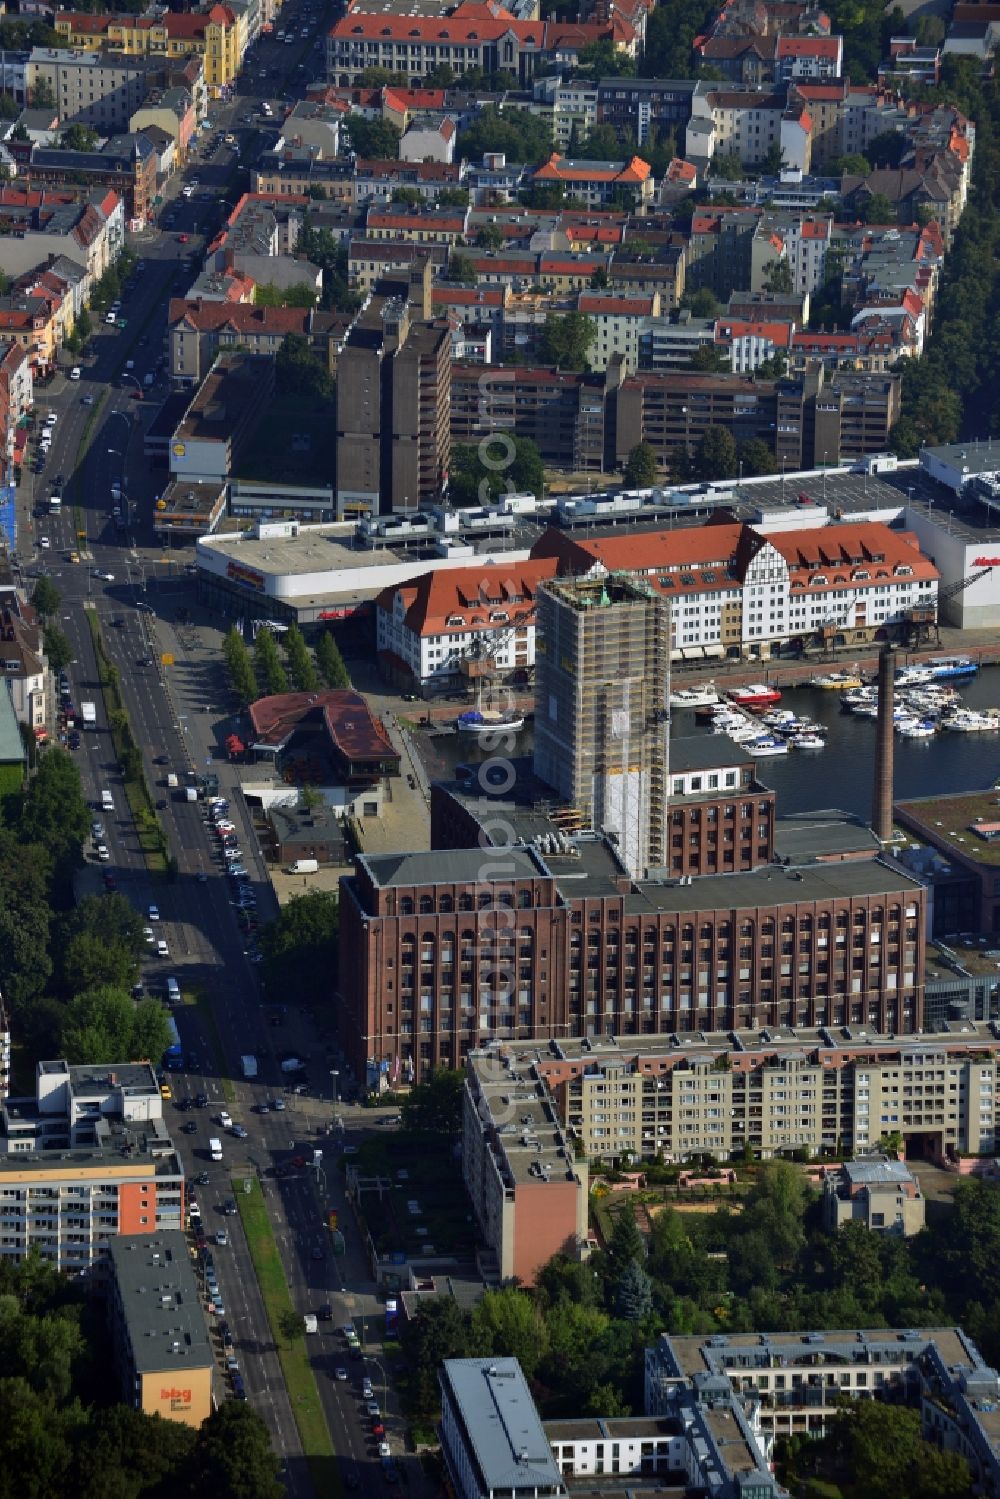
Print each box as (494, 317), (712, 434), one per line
(101, 789), (114, 811)
(290, 858), (318, 875)
(209, 1137), (223, 1162)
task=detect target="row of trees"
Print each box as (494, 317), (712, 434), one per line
(223, 625), (350, 707)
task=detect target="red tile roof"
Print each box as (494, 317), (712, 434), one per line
(578, 294), (655, 315)
(776, 35), (841, 56)
(249, 689), (398, 766)
(377, 558), (558, 636)
(533, 152), (650, 185)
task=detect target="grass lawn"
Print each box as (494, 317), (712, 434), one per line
(235, 1176), (342, 1496)
(238, 390), (335, 486)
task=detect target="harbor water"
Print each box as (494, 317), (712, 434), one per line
(414, 665), (1000, 823)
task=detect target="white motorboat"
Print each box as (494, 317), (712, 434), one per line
(670, 682), (719, 708)
(897, 720), (936, 739)
(790, 732), (825, 749)
(746, 736), (790, 757)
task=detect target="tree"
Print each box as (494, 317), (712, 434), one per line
(711, 151), (744, 180)
(763, 257), (794, 294)
(694, 425), (738, 480)
(315, 629), (350, 690)
(254, 628), (289, 697)
(538, 311), (596, 371)
(437, 187), (469, 207)
(60, 986), (171, 1065)
(606, 1204), (645, 1277)
(253, 282), (317, 308)
(30, 576), (60, 619)
(400, 1297), (472, 1416)
(42, 624), (72, 673)
(737, 437), (777, 476)
(576, 38), (635, 76)
(400, 1068), (465, 1132)
(457, 107), (553, 167)
(690, 343), (729, 372)
(343, 116), (400, 159)
(471, 1288), (547, 1377)
(357, 66), (408, 87)
(277, 1308), (305, 1345)
(275, 331), (332, 400)
(614, 1257), (652, 1321)
(19, 748), (89, 877)
(682, 286), (722, 318)
(860, 192), (897, 224)
(448, 436), (544, 506)
(760, 142), (788, 177)
(0, 92), (18, 121)
(258, 889), (339, 1007)
(476, 224), (505, 251)
(0, 830), (52, 1013)
(448, 251), (477, 285)
(223, 625), (257, 705)
(283, 623), (319, 693)
(74, 306), (91, 347)
(61, 931), (137, 993)
(31, 76), (54, 109)
(865, 129), (906, 169)
(59, 124), (98, 152)
(584, 1381), (632, 1418)
(188, 1402), (283, 1499)
(829, 152), (872, 176)
(622, 441), (658, 488)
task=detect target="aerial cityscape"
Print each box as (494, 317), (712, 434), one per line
(0, 0), (999, 1491)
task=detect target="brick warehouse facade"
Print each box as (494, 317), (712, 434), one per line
(338, 841), (926, 1088)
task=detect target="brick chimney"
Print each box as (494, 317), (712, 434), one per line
(872, 643), (896, 842)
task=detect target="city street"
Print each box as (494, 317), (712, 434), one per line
(13, 5), (433, 1493)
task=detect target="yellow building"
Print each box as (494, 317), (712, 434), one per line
(54, 6), (244, 91)
(107, 1232), (215, 1428)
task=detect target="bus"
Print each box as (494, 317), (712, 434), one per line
(162, 1016), (183, 1071)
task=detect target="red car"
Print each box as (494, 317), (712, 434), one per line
(103, 873), (117, 891)
(178, 233), (189, 243)
(372, 1422), (385, 1439)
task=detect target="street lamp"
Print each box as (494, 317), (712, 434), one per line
(366, 1353), (388, 1413)
(331, 1069), (339, 1107)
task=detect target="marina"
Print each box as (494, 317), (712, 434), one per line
(415, 663), (1000, 824)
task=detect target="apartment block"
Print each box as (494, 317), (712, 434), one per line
(492, 1014), (1000, 1164)
(533, 575), (671, 878)
(27, 134), (157, 223)
(463, 1051), (588, 1286)
(54, 6), (245, 92)
(107, 1232), (214, 1427)
(27, 48), (154, 133)
(0, 1059), (184, 1272)
(450, 361), (616, 472)
(335, 279), (451, 514)
(645, 1326), (1000, 1488)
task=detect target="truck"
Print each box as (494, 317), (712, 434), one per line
(209, 1137), (223, 1162)
(166, 773), (179, 789)
(185, 785), (199, 802)
(49, 492), (61, 512)
(81, 702), (97, 729)
(289, 858), (318, 875)
(303, 1314), (318, 1334)
(241, 1055), (258, 1080)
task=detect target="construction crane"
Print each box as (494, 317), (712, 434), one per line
(906, 562), (996, 645)
(455, 606), (535, 695)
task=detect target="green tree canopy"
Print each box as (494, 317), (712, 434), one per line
(400, 1067), (465, 1132)
(42, 624), (72, 674)
(223, 625), (257, 705)
(694, 425), (738, 480)
(253, 628), (289, 698)
(538, 311), (596, 371)
(275, 331), (332, 400)
(30, 576), (60, 619)
(19, 748), (89, 878)
(187, 1402), (284, 1499)
(259, 889), (339, 1006)
(622, 441), (659, 487)
(471, 1288), (548, 1377)
(283, 623), (319, 692)
(343, 116), (400, 158)
(315, 630), (350, 689)
(59, 986), (171, 1066)
(449, 436), (544, 505)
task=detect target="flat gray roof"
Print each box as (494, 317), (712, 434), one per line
(442, 1357), (563, 1491)
(661, 1327), (978, 1381)
(843, 1157), (915, 1186)
(669, 734), (751, 774)
(628, 856), (922, 914)
(773, 809), (880, 863)
(362, 846), (542, 888)
(108, 1232), (213, 1374)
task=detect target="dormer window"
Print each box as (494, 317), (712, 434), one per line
(447, 614), (464, 627)
(811, 573), (827, 585)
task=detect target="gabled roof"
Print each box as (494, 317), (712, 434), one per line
(533, 151), (650, 184)
(377, 558), (558, 636)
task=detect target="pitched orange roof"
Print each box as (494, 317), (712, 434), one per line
(533, 152), (650, 185)
(376, 558), (559, 636)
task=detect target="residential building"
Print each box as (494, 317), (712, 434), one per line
(450, 361), (617, 472)
(107, 1232), (214, 1427)
(278, 97), (342, 159)
(374, 558), (559, 691)
(130, 87), (197, 157)
(545, 1409), (778, 1496)
(335, 272), (451, 514)
(169, 352), (276, 483)
(168, 298), (326, 385)
(152, 478), (227, 541)
(463, 1054), (588, 1287)
(577, 292), (659, 372)
(400, 115), (456, 162)
(645, 1326), (1000, 1475)
(26, 48), (155, 134)
(528, 152), (654, 209)
(0, 1059), (185, 1272)
(822, 1156), (926, 1235)
(0, 595), (47, 733)
(439, 1358), (566, 1499)
(326, 7), (636, 89)
(595, 76), (698, 145)
(27, 134), (157, 223)
(0, 187), (123, 287)
(54, 6), (246, 93)
(533, 574), (671, 878)
(774, 35), (844, 81)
